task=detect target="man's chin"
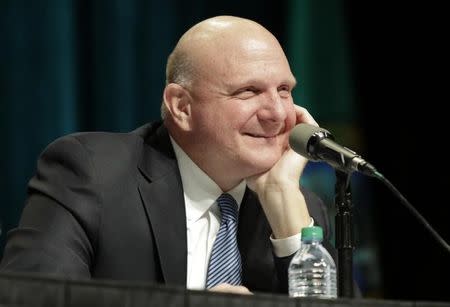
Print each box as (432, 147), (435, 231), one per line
(245, 155), (282, 176)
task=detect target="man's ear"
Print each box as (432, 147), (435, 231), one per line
(163, 83), (192, 131)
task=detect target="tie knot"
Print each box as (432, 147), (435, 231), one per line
(216, 193), (239, 222)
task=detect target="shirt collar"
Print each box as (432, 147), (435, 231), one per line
(170, 136), (246, 222)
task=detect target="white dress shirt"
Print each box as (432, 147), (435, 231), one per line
(170, 137), (311, 290)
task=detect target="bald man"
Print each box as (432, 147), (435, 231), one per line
(0, 16), (333, 295)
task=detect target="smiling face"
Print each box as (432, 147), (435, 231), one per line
(165, 17), (297, 190)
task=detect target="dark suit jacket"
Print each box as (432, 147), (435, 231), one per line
(0, 121), (332, 293)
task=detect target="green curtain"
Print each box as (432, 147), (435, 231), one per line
(287, 0), (357, 129)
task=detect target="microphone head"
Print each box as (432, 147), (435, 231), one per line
(289, 123), (331, 159)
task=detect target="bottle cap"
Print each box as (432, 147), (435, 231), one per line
(301, 226), (323, 242)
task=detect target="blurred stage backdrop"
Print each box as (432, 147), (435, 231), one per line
(1, 0), (449, 302)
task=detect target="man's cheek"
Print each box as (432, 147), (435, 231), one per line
(285, 108), (297, 131)
(281, 135), (290, 150)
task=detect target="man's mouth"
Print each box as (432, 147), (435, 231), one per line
(244, 133), (278, 138)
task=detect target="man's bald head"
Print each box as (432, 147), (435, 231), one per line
(162, 16), (285, 119)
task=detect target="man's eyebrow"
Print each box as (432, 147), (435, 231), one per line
(225, 77), (297, 89)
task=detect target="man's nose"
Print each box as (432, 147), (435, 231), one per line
(257, 91), (288, 122)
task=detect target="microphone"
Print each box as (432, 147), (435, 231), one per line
(289, 123), (377, 176)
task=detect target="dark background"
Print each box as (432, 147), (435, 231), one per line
(346, 0), (450, 301)
(1, 0), (449, 302)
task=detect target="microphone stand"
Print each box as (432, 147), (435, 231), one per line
(335, 170), (354, 298)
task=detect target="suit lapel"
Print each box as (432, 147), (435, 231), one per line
(136, 124), (187, 286)
(237, 188), (258, 256)
(238, 188), (274, 291)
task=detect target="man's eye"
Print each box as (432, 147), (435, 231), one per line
(235, 87), (259, 99)
(278, 86), (291, 98)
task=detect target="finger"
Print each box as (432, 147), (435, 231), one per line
(234, 286), (253, 295)
(294, 105), (318, 126)
(208, 283), (253, 295)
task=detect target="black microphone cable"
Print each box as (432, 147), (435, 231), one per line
(371, 170), (450, 253)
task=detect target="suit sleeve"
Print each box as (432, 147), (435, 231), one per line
(0, 135), (102, 278)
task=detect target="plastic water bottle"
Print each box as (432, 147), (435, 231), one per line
(288, 226), (337, 298)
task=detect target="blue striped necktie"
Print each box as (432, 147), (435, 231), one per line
(206, 193), (242, 288)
